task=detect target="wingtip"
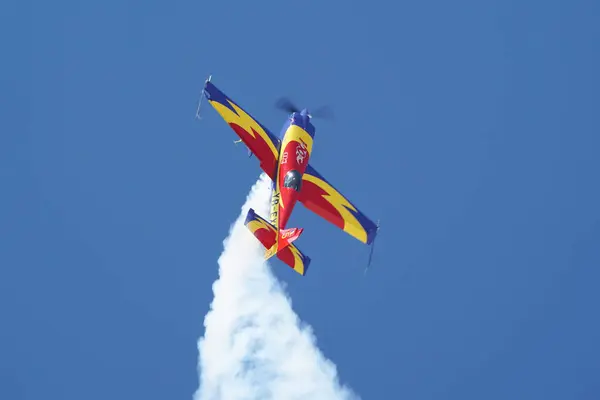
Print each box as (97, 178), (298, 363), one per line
(202, 74), (213, 95)
(364, 220), (379, 274)
(301, 256), (311, 276)
(366, 220), (380, 245)
(196, 74), (213, 120)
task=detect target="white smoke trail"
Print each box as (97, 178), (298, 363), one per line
(195, 173), (360, 400)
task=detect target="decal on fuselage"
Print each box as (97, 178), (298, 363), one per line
(281, 228), (296, 239)
(270, 190), (280, 226)
(296, 142), (307, 164)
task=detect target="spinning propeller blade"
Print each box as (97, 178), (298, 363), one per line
(275, 97), (300, 114)
(310, 105), (334, 120)
(275, 97), (334, 120)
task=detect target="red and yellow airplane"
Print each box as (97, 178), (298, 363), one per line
(201, 77), (379, 276)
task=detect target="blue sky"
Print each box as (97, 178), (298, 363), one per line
(2, 0), (599, 398)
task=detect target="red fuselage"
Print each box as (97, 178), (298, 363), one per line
(270, 122), (314, 231)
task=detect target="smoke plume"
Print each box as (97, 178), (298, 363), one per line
(195, 173), (360, 400)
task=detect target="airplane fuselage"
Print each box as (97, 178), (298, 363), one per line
(270, 110), (316, 232)
(202, 78), (379, 275)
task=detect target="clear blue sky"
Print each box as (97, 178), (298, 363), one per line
(2, 0), (599, 398)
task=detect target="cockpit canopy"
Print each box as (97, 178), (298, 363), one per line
(283, 170), (302, 191)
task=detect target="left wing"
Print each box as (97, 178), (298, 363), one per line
(299, 164), (379, 245)
(203, 80), (280, 180)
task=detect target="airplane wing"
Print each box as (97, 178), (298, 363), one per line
(203, 80), (280, 180)
(299, 164), (379, 245)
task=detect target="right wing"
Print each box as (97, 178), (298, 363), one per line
(299, 164), (379, 245)
(203, 80), (280, 180)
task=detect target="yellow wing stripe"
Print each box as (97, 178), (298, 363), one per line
(287, 245), (307, 275)
(247, 219), (276, 235)
(209, 99), (280, 159)
(302, 173), (368, 243)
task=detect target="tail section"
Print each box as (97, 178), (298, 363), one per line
(264, 227), (303, 260)
(244, 208), (311, 276)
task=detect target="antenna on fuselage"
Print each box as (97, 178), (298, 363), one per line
(195, 74), (212, 120)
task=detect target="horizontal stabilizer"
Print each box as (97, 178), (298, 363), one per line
(278, 227), (303, 249)
(244, 208), (311, 276)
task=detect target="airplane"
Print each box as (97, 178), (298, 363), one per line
(198, 76), (379, 276)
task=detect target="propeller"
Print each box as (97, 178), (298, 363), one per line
(310, 105), (334, 119)
(275, 97), (300, 114)
(275, 97), (334, 120)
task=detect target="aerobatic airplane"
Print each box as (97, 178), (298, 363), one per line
(199, 76), (379, 276)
